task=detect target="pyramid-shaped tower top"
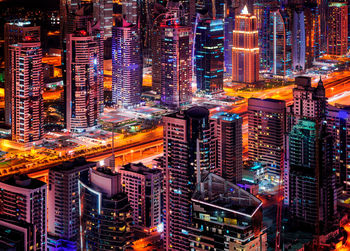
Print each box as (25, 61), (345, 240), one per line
(241, 5), (249, 15)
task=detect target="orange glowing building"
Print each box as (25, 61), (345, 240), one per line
(328, 2), (348, 56)
(232, 6), (259, 84)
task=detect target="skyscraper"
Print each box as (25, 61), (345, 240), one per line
(160, 18), (192, 108)
(248, 98), (286, 181)
(163, 106), (215, 250)
(232, 5), (259, 84)
(0, 175), (47, 251)
(288, 76), (327, 131)
(211, 112), (243, 183)
(119, 162), (163, 231)
(190, 173), (266, 250)
(224, 2), (236, 79)
(328, 1), (348, 55)
(65, 30), (103, 132)
(292, 7), (306, 72)
(287, 120), (337, 233)
(4, 22), (40, 127)
(48, 158), (94, 248)
(79, 167), (133, 250)
(9, 40), (44, 143)
(112, 23), (142, 108)
(93, 0), (113, 38)
(327, 104), (350, 197)
(195, 18), (224, 93)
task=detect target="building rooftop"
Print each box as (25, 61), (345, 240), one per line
(50, 157), (95, 173)
(211, 112), (240, 122)
(1, 174), (46, 190)
(192, 172), (262, 217)
(121, 162), (161, 175)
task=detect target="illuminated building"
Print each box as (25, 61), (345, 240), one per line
(152, 24), (162, 94)
(195, 18), (224, 93)
(79, 167), (133, 250)
(0, 175), (47, 251)
(160, 18), (192, 108)
(269, 8), (291, 76)
(292, 7), (306, 72)
(93, 0), (113, 38)
(328, 2), (348, 55)
(224, 5), (235, 78)
(4, 22), (40, 126)
(122, 0), (139, 25)
(304, 4), (320, 68)
(9, 41), (44, 143)
(211, 112), (243, 183)
(248, 98), (286, 181)
(163, 106), (215, 250)
(65, 30), (103, 132)
(119, 162), (162, 231)
(327, 105), (350, 197)
(232, 5), (259, 84)
(47, 159), (94, 249)
(287, 120), (337, 233)
(112, 23), (142, 108)
(288, 76), (327, 130)
(0, 215), (36, 251)
(189, 173), (267, 250)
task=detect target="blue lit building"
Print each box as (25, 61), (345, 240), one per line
(224, 8), (235, 78)
(292, 7), (306, 72)
(195, 18), (224, 93)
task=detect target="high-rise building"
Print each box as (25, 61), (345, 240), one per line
(328, 1), (348, 55)
(122, 0), (139, 25)
(163, 106), (215, 250)
(248, 98), (286, 181)
(93, 0), (113, 38)
(119, 162), (162, 231)
(112, 23), (142, 108)
(288, 76), (327, 131)
(292, 7), (306, 72)
(160, 18), (192, 108)
(224, 3), (235, 78)
(232, 5), (259, 84)
(9, 41), (44, 143)
(152, 24), (162, 94)
(211, 112), (243, 183)
(327, 104), (350, 197)
(269, 8), (291, 76)
(0, 175), (47, 251)
(79, 167), (133, 250)
(190, 173), (267, 250)
(4, 22), (40, 126)
(304, 4), (321, 67)
(195, 18), (224, 93)
(65, 30), (103, 132)
(0, 215), (36, 251)
(48, 158), (94, 248)
(287, 120), (337, 233)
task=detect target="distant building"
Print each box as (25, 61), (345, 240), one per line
(160, 18), (192, 108)
(248, 98), (285, 181)
(292, 7), (306, 72)
(190, 172), (267, 250)
(112, 24), (142, 108)
(48, 158), (94, 249)
(79, 167), (133, 250)
(65, 30), (103, 132)
(4, 22), (40, 126)
(195, 18), (224, 93)
(163, 106), (215, 250)
(0, 175), (47, 251)
(211, 112), (243, 183)
(93, 0), (113, 38)
(232, 5), (259, 84)
(119, 162), (162, 231)
(328, 1), (348, 56)
(9, 40), (44, 143)
(0, 215), (36, 251)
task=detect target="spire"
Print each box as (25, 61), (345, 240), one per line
(318, 75), (324, 87)
(241, 5), (249, 15)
